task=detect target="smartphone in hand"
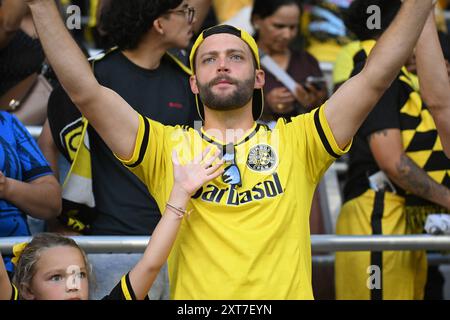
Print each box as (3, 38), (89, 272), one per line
(302, 76), (326, 91)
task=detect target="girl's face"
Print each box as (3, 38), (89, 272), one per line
(254, 4), (301, 54)
(23, 246), (89, 300)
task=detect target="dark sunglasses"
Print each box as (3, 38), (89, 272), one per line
(167, 6), (196, 24)
(222, 143), (242, 187)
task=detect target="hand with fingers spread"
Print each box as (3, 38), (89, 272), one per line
(172, 147), (224, 197)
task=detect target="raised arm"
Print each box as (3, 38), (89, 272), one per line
(416, 11), (450, 158)
(128, 148), (223, 300)
(0, 0), (28, 49)
(26, 0), (138, 160)
(324, 0), (435, 149)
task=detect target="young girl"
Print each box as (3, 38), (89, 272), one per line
(0, 148), (223, 300)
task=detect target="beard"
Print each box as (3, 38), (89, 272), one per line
(197, 74), (255, 111)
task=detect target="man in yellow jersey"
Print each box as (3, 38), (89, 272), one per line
(26, 0), (436, 299)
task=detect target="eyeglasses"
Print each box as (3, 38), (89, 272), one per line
(167, 6), (196, 24)
(222, 143), (242, 187)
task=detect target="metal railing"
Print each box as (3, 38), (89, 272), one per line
(2, 235), (450, 255)
(311, 253), (450, 267)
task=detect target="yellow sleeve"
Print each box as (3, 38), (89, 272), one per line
(284, 105), (352, 184)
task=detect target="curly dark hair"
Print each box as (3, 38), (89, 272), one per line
(99, 0), (183, 50)
(343, 0), (401, 41)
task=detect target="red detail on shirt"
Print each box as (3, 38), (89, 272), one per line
(168, 102), (183, 109)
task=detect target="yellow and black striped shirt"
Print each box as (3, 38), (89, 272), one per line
(344, 40), (450, 230)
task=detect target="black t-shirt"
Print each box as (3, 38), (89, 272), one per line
(48, 50), (198, 235)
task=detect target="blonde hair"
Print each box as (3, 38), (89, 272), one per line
(12, 233), (91, 298)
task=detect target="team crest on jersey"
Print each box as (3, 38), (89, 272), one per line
(246, 144), (277, 172)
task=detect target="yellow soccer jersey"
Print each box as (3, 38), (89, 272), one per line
(118, 105), (349, 300)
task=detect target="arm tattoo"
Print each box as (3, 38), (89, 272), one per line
(395, 154), (450, 206)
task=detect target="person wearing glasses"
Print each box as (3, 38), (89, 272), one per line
(36, 0), (198, 299)
(27, 0), (435, 299)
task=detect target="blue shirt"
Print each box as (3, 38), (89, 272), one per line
(0, 112), (52, 271)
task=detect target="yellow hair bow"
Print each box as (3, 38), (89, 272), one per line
(11, 242), (28, 266)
